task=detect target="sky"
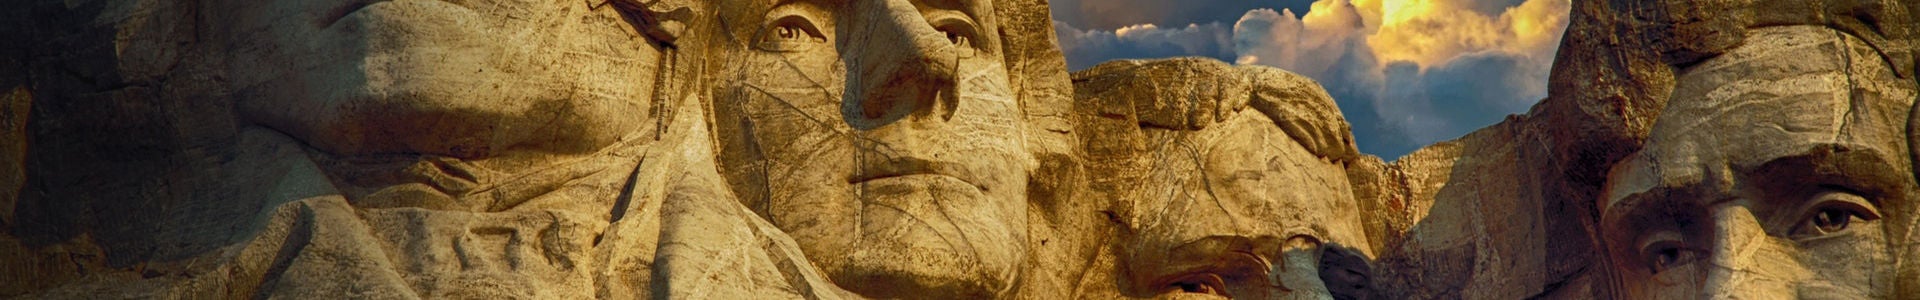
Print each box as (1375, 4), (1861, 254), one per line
(1051, 0), (1570, 159)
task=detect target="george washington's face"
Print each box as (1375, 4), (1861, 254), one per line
(222, 0), (662, 160)
(709, 0), (1031, 298)
(1601, 25), (1918, 299)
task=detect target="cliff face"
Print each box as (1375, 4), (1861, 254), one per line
(1062, 0), (1920, 298)
(1348, 1), (1920, 298)
(3, 0), (1918, 299)
(1067, 58), (1371, 298)
(1060, 56), (1593, 299)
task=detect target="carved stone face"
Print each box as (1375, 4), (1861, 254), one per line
(1601, 25), (1918, 298)
(1120, 111), (1370, 299)
(222, 0), (660, 160)
(710, 0), (1030, 298)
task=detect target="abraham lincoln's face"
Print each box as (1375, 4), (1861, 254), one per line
(1601, 25), (1918, 299)
(710, 0), (1031, 298)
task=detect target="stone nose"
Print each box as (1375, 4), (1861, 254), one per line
(839, 0), (960, 130)
(1700, 205), (1795, 299)
(1272, 236), (1335, 300)
(1315, 244), (1373, 300)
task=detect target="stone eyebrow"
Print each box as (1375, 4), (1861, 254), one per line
(767, 0), (830, 10)
(914, 0), (973, 12)
(1602, 159), (1716, 227)
(1600, 183), (1719, 246)
(1604, 186), (1670, 224)
(1739, 144), (1905, 206)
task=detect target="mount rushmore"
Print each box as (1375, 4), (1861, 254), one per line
(0, 0), (1917, 298)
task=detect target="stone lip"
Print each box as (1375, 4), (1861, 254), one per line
(848, 155), (989, 192)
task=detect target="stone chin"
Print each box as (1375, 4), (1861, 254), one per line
(834, 257), (1011, 299)
(830, 175), (1023, 299)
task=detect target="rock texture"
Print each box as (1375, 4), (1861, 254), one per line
(1602, 25), (1919, 299)
(4, 0), (1920, 299)
(1067, 58), (1370, 299)
(702, 0), (1081, 298)
(1, 0), (856, 298)
(0, 0), (1087, 298)
(1348, 1), (1920, 299)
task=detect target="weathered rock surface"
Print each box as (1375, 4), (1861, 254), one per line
(1060, 55), (1589, 299)
(0, 0), (1090, 298)
(1067, 58), (1370, 299)
(0, 0), (859, 298)
(4, 0), (1919, 299)
(1324, 0), (1920, 299)
(701, 0), (1087, 298)
(1601, 25), (1919, 299)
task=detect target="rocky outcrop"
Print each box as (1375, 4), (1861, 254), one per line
(1355, 1), (1920, 299)
(0, 0), (854, 298)
(3, 0), (1918, 299)
(1068, 58), (1370, 298)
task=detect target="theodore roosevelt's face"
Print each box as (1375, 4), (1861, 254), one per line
(1118, 111), (1371, 299)
(1601, 26), (1918, 299)
(710, 0), (1030, 298)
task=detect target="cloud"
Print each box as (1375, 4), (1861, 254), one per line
(1230, 3), (1368, 79)
(1368, 51), (1552, 152)
(1050, 0), (1316, 30)
(1052, 0), (1571, 158)
(1359, 0), (1568, 67)
(1054, 21), (1237, 70)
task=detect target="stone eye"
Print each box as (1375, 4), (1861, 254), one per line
(1789, 191), (1880, 240)
(1635, 232), (1695, 274)
(776, 26), (801, 40)
(1810, 209), (1849, 232)
(757, 16), (825, 52)
(943, 30), (970, 47)
(1645, 245), (1686, 273)
(1165, 273), (1229, 297)
(930, 17), (979, 58)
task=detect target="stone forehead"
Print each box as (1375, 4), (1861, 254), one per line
(1133, 114), (1343, 207)
(1071, 58), (1355, 162)
(1653, 26), (1915, 163)
(1608, 26), (1918, 210)
(1608, 0), (1919, 75)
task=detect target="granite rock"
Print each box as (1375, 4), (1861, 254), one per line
(5, 0), (1920, 299)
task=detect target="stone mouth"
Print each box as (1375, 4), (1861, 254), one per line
(839, 187), (1012, 299)
(847, 156), (988, 192)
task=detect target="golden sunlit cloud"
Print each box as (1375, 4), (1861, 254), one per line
(1288, 0), (1569, 70)
(1052, 0), (1572, 157)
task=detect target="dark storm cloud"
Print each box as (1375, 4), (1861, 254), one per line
(1054, 21), (1237, 70)
(1358, 51), (1551, 156)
